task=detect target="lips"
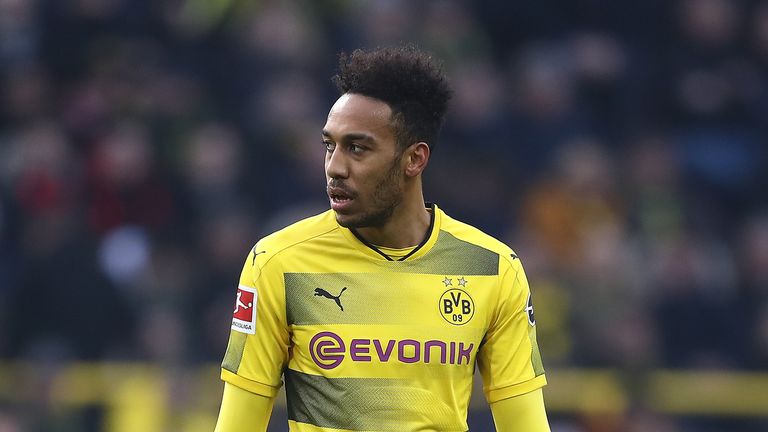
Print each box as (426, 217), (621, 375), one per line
(327, 185), (355, 211)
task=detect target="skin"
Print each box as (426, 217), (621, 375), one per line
(323, 93), (431, 248)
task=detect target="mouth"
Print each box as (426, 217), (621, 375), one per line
(327, 186), (355, 211)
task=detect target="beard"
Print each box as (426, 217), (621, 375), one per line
(334, 156), (403, 229)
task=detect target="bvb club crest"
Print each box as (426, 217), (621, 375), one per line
(438, 277), (475, 326)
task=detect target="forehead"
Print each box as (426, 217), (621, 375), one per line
(324, 93), (393, 138)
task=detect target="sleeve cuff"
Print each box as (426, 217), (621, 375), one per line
(221, 368), (281, 398)
(485, 374), (547, 403)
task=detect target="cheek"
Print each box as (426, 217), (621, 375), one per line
(369, 166), (398, 191)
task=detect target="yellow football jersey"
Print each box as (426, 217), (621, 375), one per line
(221, 204), (546, 432)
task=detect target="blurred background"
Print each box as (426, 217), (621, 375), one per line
(0, 0), (767, 431)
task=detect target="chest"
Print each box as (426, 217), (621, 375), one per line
(285, 271), (495, 329)
(284, 272), (495, 373)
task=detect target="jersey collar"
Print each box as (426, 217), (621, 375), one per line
(338, 203), (441, 262)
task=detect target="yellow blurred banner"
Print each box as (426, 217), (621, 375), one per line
(2, 363), (767, 431)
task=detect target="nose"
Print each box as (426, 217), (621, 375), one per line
(325, 147), (349, 180)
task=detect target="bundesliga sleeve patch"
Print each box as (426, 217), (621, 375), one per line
(231, 285), (257, 334)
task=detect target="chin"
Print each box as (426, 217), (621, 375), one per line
(333, 212), (354, 228)
(333, 209), (392, 229)
(334, 213), (368, 229)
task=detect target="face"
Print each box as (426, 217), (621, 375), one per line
(323, 93), (405, 228)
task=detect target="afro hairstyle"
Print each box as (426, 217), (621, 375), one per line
(332, 45), (453, 151)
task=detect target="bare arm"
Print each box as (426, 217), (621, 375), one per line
(490, 388), (550, 432)
(214, 383), (275, 432)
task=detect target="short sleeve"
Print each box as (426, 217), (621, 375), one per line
(477, 255), (546, 403)
(220, 245), (290, 397)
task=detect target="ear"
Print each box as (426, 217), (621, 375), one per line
(403, 142), (430, 177)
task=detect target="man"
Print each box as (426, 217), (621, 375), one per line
(215, 46), (550, 431)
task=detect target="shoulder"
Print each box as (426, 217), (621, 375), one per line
(250, 210), (339, 267)
(439, 210), (521, 270)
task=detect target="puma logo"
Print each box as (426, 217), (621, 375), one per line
(251, 247), (266, 265)
(314, 287), (347, 311)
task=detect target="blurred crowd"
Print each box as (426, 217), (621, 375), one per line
(1, 0), (767, 430)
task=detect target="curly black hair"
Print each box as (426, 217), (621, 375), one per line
(332, 45), (453, 151)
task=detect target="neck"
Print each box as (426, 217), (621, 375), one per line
(354, 190), (431, 249)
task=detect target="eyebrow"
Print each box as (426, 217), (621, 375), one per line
(322, 129), (375, 143)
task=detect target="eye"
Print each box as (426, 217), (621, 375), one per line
(349, 143), (364, 154)
(323, 141), (335, 152)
